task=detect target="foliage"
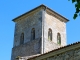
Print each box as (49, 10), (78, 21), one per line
(71, 0), (80, 19)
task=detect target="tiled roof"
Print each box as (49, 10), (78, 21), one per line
(12, 4), (69, 22)
(28, 41), (80, 60)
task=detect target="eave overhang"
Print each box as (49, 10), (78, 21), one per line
(12, 4), (69, 22)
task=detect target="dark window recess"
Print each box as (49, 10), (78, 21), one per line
(57, 33), (61, 45)
(48, 28), (52, 41)
(31, 28), (35, 40)
(20, 33), (24, 44)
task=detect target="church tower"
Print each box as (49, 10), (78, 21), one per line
(11, 5), (69, 60)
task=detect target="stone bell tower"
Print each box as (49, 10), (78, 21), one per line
(11, 5), (69, 60)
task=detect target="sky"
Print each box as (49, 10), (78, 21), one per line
(0, 0), (80, 60)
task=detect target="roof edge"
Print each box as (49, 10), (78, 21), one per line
(12, 4), (46, 22)
(28, 41), (80, 60)
(12, 4), (69, 22)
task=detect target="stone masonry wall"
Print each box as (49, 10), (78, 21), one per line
(13, 10), (42, 47)
(11, 38), (41, 60)
(12, 8), (67, 60)
(44, 39), (61, 53)
(11, 10), (42, 60)
(43, 11), (66, 53)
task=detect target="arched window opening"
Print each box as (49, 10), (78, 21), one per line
(57, 33), (61, 45)
(31, 28), (35, 40)
(20, 33), (24, 44)
(48, 28), (52, 41)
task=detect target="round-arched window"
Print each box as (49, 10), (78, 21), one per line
(48, 28), (52, 41)
(57, 33), (61, 45)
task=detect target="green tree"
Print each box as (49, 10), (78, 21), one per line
(71, 0), (80, 19)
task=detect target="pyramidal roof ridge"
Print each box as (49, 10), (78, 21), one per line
(12, 4), (69, 22)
